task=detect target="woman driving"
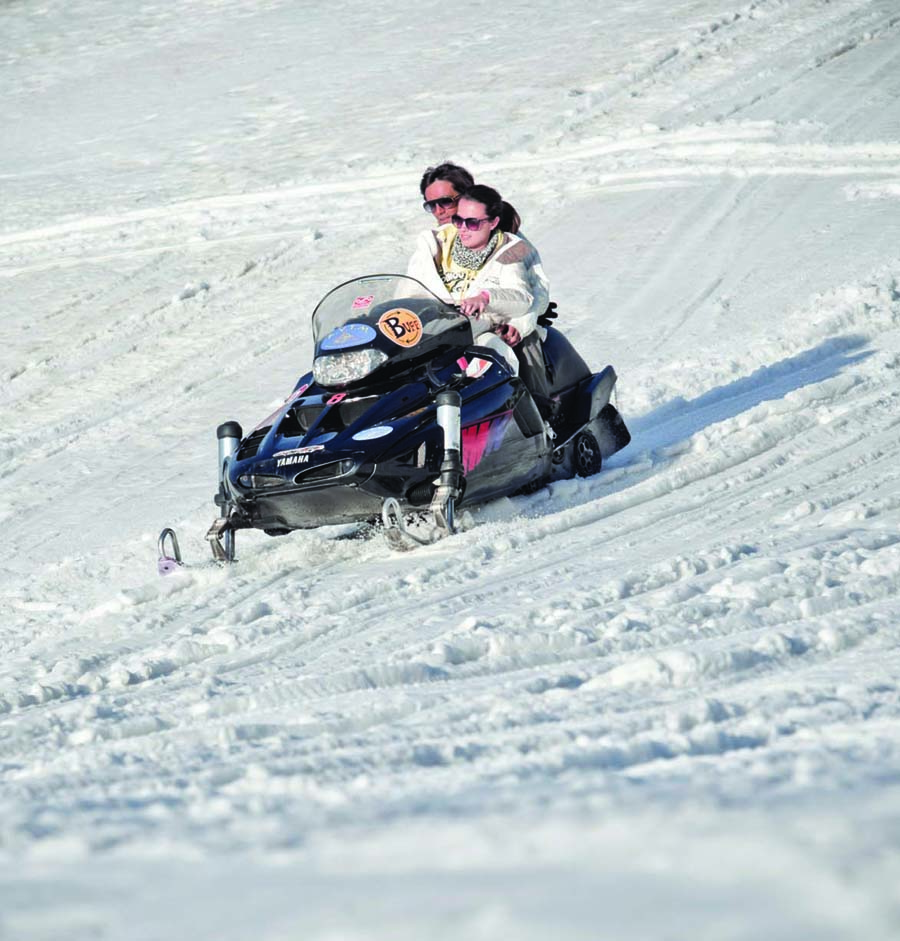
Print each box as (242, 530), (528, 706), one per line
(407, 184), (552, 410)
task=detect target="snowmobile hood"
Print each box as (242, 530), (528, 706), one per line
(310, 274), (472, 388)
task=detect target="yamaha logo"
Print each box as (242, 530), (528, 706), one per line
(276, 454), (310, 468)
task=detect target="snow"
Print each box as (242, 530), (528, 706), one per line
(3, 0), (900, 936)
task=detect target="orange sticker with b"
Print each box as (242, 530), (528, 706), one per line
(378, 308), (423, 347)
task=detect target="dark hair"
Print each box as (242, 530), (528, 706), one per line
(419, 161), (475, 197)
(458, 184), (521, 234)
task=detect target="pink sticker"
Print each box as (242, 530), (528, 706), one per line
(327, 393), (347, 405)
(461, 410), (514, 473)
(352, 295), (374, 309)
(252, 408), (282, 433)
(465, 357), (492, 379)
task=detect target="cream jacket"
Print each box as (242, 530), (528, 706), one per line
(407, 225), (549, 340)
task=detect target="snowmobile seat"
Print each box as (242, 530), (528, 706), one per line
(542, 326), (592, 394)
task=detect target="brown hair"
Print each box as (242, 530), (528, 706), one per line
(419, 162), (475, 196)
(459, 184), (521, 234)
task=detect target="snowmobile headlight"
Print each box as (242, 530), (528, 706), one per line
(238, 474), (284, 490)
(313, 349), (388, 387)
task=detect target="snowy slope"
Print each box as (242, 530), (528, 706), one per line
(3, 0), (900, 938)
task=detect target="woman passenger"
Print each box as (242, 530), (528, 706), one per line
(407, 184), (553, 413)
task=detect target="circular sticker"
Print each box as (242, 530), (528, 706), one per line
(352, 425), (394, 441)
(321, 323), (377, 351)
(378, 308), (423, 348)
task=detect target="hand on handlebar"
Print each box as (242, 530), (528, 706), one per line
(458, 292), (488, 317)
(493, 323), (522, 347)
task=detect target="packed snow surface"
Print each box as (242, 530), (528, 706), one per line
(3, 0), (900, 937)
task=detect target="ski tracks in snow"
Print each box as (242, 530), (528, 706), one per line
(4, 4), (900, 929)
(4, 263), (900, 860)
(4, 121), (900, 281)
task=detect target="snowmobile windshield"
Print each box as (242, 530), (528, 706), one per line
(310, 275), (471, 387)
(311, 274), (464, 347)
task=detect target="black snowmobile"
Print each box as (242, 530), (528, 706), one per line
(197, 273), (630, 559)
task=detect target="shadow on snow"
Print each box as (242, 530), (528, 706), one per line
(614, 334), (872, 462)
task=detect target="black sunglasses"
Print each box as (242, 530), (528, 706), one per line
(423, 195), (459, 212)
(452, 215), (493, 231)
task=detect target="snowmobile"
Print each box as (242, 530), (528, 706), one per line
(170, 273), (630, 565)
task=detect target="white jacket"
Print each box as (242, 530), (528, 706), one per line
(407, 227), (549, 341)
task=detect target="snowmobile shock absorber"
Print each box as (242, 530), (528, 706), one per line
(436, 390), (462, 489)
(433, 390), (462, 534)
(209, 421), (243, 562)
(217, 421), (243, 487)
